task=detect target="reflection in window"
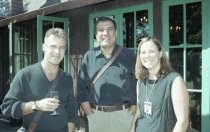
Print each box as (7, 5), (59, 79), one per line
(136, 10), (148, 44)
(186, 2), (202, 44)
(186, 48), (201, 89)
(123, 10), (148, 53)
(0, 58), (2, 79)
(123, 12), (134, 48)
(169, 5), (183, 45)
(189, 92), (201, 131)
(169, 48), (183, 76)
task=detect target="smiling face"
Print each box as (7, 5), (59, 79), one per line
(140, 40), (162, 74)
(42, 34), (66, 66)
(95, 21), (117, 48)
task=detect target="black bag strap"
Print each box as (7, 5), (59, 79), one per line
(88, 47), (123, 89)
(27, 72), (60, 132)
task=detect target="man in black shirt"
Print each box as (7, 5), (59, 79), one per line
(77, 16), (136, 132)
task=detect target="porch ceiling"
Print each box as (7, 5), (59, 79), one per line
(0, 0), (110, 27)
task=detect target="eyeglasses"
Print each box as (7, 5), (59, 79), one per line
(45, 44), (66, 52)
(97, 27), (115, 33)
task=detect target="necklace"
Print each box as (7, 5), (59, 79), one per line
(145, 79), (156, 101)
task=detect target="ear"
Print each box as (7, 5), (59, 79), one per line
(115, 30), (117, 37)
(42, 44), (45, 52)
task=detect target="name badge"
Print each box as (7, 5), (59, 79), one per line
(144, 101), (152, 118)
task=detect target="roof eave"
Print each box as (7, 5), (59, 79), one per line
(0, 0), (109, 27)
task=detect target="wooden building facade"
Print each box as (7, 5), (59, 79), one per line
(0, 0), (210, 131)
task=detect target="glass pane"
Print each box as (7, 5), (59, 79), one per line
(54, 22), (64, 29)
(169, 5), (183, 45)
(136, 10), (149, 44)
(189, 92), (201, 131)
(14, 55), (30, 74)
(169, 48), (183, 76)
(14, 55), (21, 74)
(0, 36), (2, 79)
(42, 20), (54, 40)
(13, 29), (30, 54)
(186, 48), (201, 89)
(123, 12), (134, 48)
(22, 30), (30, 54)
(14, 28), (30, 54)
(14, 31), (21, 54)
(186, 2), (202, 45)
(13, 28), (31, 75)
(0, 57), (2, 79)
(42, 21), (65, 41)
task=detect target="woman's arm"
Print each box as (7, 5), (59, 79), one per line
(171, 76), (189, 132)
(130, 104), (140, 132)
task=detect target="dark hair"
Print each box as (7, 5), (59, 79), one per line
(135, 37), (173, 80)
(94, 16), (117, 34)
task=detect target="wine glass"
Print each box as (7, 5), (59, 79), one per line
(50, 91), (60, 116)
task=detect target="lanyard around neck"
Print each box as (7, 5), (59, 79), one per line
(145, 79), (156, 101)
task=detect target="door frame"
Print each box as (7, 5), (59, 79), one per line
(37, 15), (69, 72)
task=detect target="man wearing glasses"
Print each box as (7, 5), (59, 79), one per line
(1, 28), (77, 132)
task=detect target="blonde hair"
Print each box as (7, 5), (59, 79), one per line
(44, 28), (67, 44)
(135, 37), (173, 80)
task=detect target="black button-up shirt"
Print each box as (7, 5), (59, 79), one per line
(77, 45), (137, 106)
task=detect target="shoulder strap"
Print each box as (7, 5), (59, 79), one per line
(89, 47), (123, 89)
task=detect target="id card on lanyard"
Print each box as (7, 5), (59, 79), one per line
(144, 101), (152, 117)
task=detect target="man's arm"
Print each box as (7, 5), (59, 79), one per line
(67, 122), (76, 132)
(22, 98), (59, 115)
(130, 104), (140, 132)
(21, 101), (35, 115)
(81, 101), (93, 116)
(129, 105), (137, 116)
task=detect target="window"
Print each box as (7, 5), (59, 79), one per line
(123, 10), (149, 53)
(0, 37), (2, 96)
(163, 1), (202, 131)
(13, 27), (31, 75)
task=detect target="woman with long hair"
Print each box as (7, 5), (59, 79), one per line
(131, 37), (189, 132)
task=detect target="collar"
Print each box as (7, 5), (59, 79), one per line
(95, 44), (120, 58)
